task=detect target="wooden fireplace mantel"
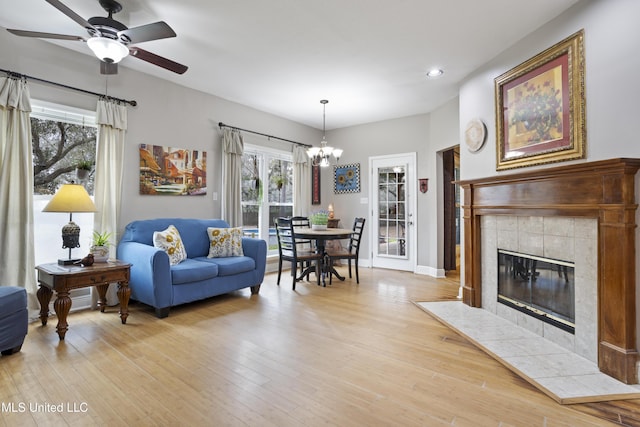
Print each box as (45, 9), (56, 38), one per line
(457, 158), (640, 384)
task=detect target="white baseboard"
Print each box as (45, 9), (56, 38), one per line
(415, 265), (446, 278)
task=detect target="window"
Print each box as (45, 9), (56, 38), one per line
(241, 145), (293, 255)
(31, 101), (97, 310)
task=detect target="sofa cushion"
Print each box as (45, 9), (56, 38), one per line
(194, 256), (255, 277)
(120, 218), (231, 258)
(171, 259), (219, 285)
(207, 227), (244, 258)
(153, 225), (187, 265)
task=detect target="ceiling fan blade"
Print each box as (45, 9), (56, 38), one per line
(129, 47), (188, 74)
(7, 29), (85, 41)
(118, 21), (176, 44)
(45, 0), (98, 33)
(100, 61), (118, 75)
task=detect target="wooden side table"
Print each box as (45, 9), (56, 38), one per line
(35, 260), (131, 340)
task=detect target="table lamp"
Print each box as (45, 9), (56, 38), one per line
(328, 203), (334, 219)
(42, 184), (98, 265)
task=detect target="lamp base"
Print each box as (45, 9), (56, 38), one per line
(58, 258), (80, 266)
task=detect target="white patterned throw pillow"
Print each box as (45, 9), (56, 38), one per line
(207, 227), (244, 258)
(153, 225), (187, 265)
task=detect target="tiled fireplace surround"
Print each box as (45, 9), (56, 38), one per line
(459, 158), (640, 384)
(480, 215), (598, 362)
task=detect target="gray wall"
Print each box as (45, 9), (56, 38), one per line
(324, 98), (459, 273)
(459, 0), (640, 180)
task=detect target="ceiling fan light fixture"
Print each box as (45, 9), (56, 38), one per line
(87, 36), (129, 63)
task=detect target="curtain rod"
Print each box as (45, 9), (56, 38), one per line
(1, 68), (137, 107)
(218, 122), (311, 148)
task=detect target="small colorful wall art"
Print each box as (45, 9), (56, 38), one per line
(139, 144), (207, 195)
(333, 163), (360, 194)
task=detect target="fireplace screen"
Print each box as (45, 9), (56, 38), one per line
(497, 249), (575, 333)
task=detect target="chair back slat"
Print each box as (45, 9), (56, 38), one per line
(275, 217), (296, 255)
(349, 217), (366, 254)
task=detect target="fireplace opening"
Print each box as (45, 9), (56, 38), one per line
(497, 249), (575, 334)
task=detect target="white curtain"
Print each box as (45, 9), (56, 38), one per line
(221, 128), (243, 227)
(293, 145), (310, 216)
(0, 76), (37, 308)
(92, 98), (127, 306)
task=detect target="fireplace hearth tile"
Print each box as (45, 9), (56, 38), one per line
(481, 336), (570, 358)
(416, 300), (640, 404)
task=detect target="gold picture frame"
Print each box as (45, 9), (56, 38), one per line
(495, 30), (585, 170)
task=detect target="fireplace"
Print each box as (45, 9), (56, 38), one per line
(497, 249), (575, 334)
(458, 158), (640, 384)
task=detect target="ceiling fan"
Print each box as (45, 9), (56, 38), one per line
(7, 0), (188, 75)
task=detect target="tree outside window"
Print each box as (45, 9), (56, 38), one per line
(32, 117), (97, 195)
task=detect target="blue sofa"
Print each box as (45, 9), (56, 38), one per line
(0, 286), (28, 355)
(117, 218), (267, 318)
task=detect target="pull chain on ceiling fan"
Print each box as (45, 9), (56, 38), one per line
(7, 0), (188, 75)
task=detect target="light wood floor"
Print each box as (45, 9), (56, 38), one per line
(2, 266), (639, 426)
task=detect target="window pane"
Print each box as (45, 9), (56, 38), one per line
(242, 204), (259, 230)
(242, 153), (261, 202)
(268, 158), (293, 203)
(269, 205), (292, 226)
(32, 117), (97, 195)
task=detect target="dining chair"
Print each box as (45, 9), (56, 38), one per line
(275, 217), (323, 289)
(327, 217), (366, 284)
(291, 216), (314, 276)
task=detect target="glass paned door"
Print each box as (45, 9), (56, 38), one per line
(377, 166), (407, 258)
(370, 153), (416, 272)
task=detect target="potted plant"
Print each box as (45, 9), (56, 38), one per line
(90, 230), (112, 263)
(76, 160), (92, 181)
(309, 211), (329, 230)
(272, 174), (288, 190)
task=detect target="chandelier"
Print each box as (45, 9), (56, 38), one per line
(307, 99), (343, 167)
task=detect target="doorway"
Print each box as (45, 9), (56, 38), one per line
(442, 147), (460, 278)
(369, 153), (417, 272)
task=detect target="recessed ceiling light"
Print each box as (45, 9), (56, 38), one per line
(426, 68), (444, 78)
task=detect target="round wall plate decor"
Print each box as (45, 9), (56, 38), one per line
(464, 118), (486, 152)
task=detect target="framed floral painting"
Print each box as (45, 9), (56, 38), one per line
(495, 30), (585, 170)
(333, 163), (360, 194)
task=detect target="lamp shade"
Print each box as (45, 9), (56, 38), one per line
(42, 184), (97, 213)
(87, 37), (129, 63)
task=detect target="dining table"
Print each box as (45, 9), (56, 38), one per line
(293, 227), (354, 286)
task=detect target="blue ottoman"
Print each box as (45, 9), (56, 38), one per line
(0, 287), (28, 355)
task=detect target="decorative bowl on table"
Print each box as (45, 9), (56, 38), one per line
(312, 224), (327, 230)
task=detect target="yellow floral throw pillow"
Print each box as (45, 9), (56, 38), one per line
(207, 227), (244, 258)
(153, 225), (187, 265)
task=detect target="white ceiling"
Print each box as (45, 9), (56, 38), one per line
(0, 0), (580, 129)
